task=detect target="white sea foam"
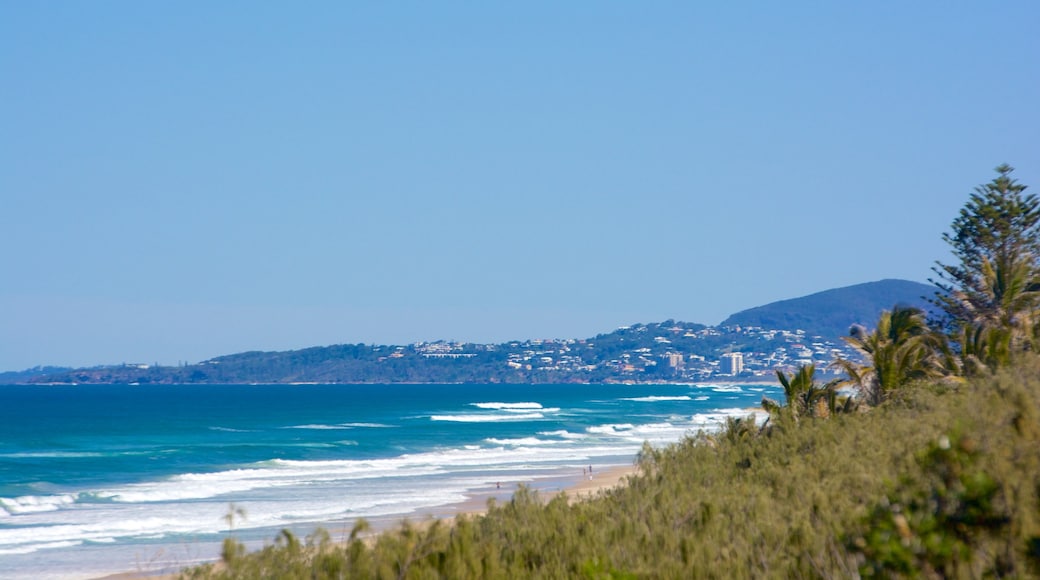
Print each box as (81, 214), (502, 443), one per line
(0, 482), (495, 552)
(287, 424), (354, 430)
(90, 441), (632, 507)
(484, 437), (560, 446)
(430, 413), (544, 422)
(709, 384), (745, 393)
(538, 430), (586, 440)
(694, 395), (710, 401)
(690, 407), (764, 429)
(0, 444), (645, 561)
(93, 460), (445, 504)
(470, 402), (543, 410)
(584, 420), (706, 445)
(340, 422), (395, 428)
(0, 494), (77, 514)
(628, 422), (677, 434)
(208, 426), (254, 433)
(621, 396), (692, 402)
(0, 504), (245, 554)
(586, 423), (635, 435)
(0, 540), (83, 556)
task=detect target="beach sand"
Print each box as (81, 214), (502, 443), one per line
(95, 462), (640, 579)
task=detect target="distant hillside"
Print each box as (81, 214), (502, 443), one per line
(4, 279), (933, 384)
(0, 366), (73, 384)
(719, 279), (934, 340)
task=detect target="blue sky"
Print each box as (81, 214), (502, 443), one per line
(1, 2), (1037, 371)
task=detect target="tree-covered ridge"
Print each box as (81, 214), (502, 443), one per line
(14, 320), (866, 384)
(15, 279), (937, 386)
(719, 278), (935, 340)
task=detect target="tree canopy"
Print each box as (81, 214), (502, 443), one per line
(931, 165), (1040, 367)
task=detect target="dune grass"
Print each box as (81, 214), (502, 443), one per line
(181, 360), (1040, 579)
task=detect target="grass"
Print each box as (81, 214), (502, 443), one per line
(181, 359), (1040, 578)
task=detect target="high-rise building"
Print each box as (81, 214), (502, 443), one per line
(720, 352), (744, 375)
(663, 352), (684, 370)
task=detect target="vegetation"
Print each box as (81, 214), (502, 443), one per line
(169, 165), (1039, 577)
(932, 164), (1040, 373)
(762, 363), (846, 422)
(182, 360), (1040, 579)
(833, 305), (955, 406)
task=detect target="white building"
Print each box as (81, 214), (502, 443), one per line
(720, 352), (744, 375)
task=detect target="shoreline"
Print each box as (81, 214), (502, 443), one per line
(14, 383), (772, 580)
(18, 378), (782, 387)
(94, 463), (640, 580)
(436, 463), (638, 518)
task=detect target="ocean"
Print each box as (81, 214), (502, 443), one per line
(0, 382), (779, 579)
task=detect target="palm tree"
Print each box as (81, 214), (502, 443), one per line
(956, 322), (1012, 376)
(762, 364), (840, 422)
(952, 255), (1039, 374)
(833, 305), (954, 406)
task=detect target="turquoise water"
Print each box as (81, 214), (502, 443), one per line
(0, 382), (778, 578)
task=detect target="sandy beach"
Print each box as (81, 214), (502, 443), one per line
(95, 462), (640, 580)
(437, 463), (637, 518)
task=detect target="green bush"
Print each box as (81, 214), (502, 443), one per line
(181, 359), (1040, 579)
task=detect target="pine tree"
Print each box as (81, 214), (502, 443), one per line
(931, 165), (1040, 365)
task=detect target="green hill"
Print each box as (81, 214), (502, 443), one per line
(719, 278), (935, 339)
(8, 280), (932, 384)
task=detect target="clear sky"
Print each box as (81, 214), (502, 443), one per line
(1, 2), (1037, 371)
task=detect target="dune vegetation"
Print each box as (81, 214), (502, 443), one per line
(181, 166), (1040, 579)
(180, 363), (1040, 579)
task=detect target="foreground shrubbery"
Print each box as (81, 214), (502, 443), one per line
(181, 360), (1040, 579)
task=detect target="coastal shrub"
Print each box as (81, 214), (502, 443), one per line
(180, 359), (1040, 579)
(849, 362), (1040, 577)
(850, 432), (1011, 576)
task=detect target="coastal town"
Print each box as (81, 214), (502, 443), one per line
(5, 279), (929, 385)
(410, 320), (861, 383)
(9, 320), (864, 385)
